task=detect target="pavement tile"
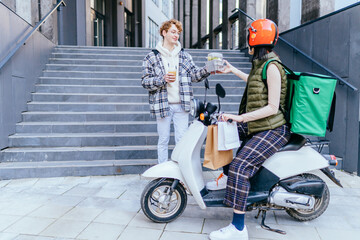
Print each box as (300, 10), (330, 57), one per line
(0, 202), (42, 216)
(4, 216), (56, 235)
(274, 211), (352, 230)
(40, 219), (90, 238)
(45, 195), (86, 207)
(202, 218), (230, 234)
(94, 187), (125, 199)
(182, 205), (233, 220)
(28, 205), (73, 219)
(62, 176), (90, 185)
(84, 176), (114, 187)
(63, 186), (102, 197)
(23, 186), (70, 196)
(160, 231), (208, 240)
(316, 227), (360, 240)
(60, 207), (103, 221)
(93, 209), (137, 225)
(5, 178), (39, 188)
(77, 197), (140, 212)
(13, 235), (76, 240)
(0, 232), (18, 240)
(330, 194), (360, 207)
(165, 216), (204, 233)
(0, 215), (22, 232)
(247, 222), (321, 240)
(33, 178), (66, 188)
(0, 180), (11, 188)
(128, 212), (166, 230)
(77, 222), (125, 240)
(117, 226), (162, 240)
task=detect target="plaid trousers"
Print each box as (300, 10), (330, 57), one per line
(223, 122), (290, 211)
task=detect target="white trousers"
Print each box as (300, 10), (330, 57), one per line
(156, 104), (189, 164)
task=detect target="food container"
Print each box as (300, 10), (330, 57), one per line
(206, 53), (225, 73)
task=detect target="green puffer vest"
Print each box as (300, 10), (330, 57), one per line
(239, 52), (287, 134)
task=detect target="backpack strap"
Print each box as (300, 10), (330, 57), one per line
(152, 49), (160, 55)
(327, 92), (336, 132)
(261, 59), (296, 87)
(261, 59), (295, 123)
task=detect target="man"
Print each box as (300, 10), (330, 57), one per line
(141, 19), (210, 164)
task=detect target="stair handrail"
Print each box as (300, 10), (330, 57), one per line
(0, 0), (66, 71)
(232, 8), (357, 91)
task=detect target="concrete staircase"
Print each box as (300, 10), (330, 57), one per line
(0, 46), (251, 179)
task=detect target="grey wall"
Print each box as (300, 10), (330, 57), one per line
(0, 3), (55, 149)
(59, 0), (77, 45)
(274, 4), (360, 174)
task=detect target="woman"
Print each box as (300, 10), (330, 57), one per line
(209, 19), (290, 240)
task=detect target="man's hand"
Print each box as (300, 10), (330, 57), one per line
(164, 73), (176, 83)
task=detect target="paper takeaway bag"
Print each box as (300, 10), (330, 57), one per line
(217, 121), (240, 151)
(203, 125), (233, 170)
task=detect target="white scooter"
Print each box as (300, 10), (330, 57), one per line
(140, 81), (342, 234)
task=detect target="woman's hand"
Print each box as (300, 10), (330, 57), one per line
(164, 73), (176, 83)
(219, 113), (244, 123)
(219, 60), (235, 74)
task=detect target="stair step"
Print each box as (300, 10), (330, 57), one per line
(38, 77), (247, 87)
(16, 121), (159, 133)
(8, 132), (175, 147)
(21, 110), (238, 122)
(0, 159), (157, 179)
(1, 145), (163, 162)
(27, 101), (239, 112)
(34, 84), (245, 94)
(42, 70), (250, 78)
(51, 52), (244, 61)
(53, 47), (245, 56)
(48, 58), (251, 66)
(30, 93), (243, 102)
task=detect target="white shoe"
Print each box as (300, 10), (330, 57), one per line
(209, 224), (248, 240)
(206, 173), (227, 190)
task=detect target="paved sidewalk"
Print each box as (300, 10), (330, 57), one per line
(0, 169), (359, 240)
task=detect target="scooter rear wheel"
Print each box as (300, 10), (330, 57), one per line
(286, 173), (330, 221)
(141, 178), (187, 223)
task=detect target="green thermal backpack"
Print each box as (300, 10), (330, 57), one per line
(262, 59), (337, 137)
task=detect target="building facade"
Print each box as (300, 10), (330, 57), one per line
(174, 0), (360, 50)
(0, 0), (174, 48)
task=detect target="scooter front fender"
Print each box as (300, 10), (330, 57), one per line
(141, 161), (187, 188)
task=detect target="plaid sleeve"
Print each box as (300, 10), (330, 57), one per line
(141, 53), (166, 91)
(185, 52), (210, 83)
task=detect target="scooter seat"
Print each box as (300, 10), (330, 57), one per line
(278, 133), (306, 152)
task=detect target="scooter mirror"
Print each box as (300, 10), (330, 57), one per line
(216, 83), (226, 98)
(204, 79), (210, 89)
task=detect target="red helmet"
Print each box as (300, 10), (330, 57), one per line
(248, 19), (279, 48)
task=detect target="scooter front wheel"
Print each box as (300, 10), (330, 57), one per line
(141, 178), (187, 223)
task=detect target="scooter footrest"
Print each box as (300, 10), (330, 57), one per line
(203, 189), (227, 207)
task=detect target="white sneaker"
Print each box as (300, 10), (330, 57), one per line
(209, 224), (248, 240)
(206, 173), (227, 190)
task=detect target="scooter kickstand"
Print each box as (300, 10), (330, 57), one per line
(259, 210), (286, 235)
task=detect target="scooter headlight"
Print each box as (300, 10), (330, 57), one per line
(190, 99), (204, 118)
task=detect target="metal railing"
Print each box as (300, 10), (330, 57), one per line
(0, 0), (66, 71)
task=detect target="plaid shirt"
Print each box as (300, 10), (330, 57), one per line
(141, 49), (210, 118)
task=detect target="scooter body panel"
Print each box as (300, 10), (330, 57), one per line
(171, 120), (208, 209)
(142, 160), (187, 188)
(262, 146), (329, 180)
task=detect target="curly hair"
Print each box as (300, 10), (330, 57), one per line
(159, 19), (183, 38)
